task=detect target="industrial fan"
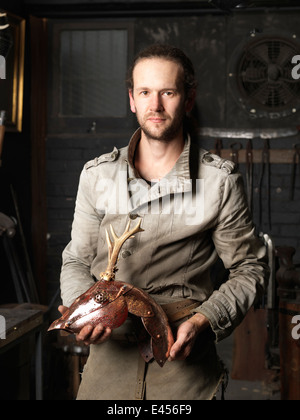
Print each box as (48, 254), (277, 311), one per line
(230, 35), (300, 119)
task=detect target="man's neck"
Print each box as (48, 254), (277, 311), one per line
(134, 130), (185, 182)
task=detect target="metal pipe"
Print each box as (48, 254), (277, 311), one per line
(24, 4), (300, 19)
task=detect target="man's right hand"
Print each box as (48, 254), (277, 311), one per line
(58, 305), (112, 346)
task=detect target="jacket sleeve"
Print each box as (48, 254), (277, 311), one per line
(194, 172), (269, 342)
(60, 167), (103, 308)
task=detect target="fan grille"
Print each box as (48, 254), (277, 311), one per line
(237, 37), (300, 112)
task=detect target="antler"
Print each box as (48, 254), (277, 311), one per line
(100, 219), (144, 281)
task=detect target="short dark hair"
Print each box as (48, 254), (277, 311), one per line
(126, 44), (197, 98)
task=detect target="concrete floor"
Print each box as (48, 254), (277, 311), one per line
(215, 334), (281, 400)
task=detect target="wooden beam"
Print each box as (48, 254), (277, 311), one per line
(211, 149), (298, 164)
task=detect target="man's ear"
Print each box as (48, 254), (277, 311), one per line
(129, 89), (136, 113)
(185, 89), (196, 113)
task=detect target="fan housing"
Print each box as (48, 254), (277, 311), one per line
(229, 35), (300, 119)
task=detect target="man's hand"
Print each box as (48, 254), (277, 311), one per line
(58, 305), (112, 346)
(168, 313), (210, 361)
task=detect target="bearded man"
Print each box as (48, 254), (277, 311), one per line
(58, 44), (268, 400)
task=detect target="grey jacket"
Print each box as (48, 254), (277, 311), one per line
(60, 128), (269, 342)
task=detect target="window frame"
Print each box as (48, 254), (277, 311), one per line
(48, 19), (134, 134)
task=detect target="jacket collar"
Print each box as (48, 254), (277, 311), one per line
(127, 127), (192, 190)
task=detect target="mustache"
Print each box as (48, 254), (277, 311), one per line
(145, 113), (169, 119)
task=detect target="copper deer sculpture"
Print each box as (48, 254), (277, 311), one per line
(48, 220), (174, 367)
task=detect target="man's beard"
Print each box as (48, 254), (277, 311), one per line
(136, 108), (185, 142)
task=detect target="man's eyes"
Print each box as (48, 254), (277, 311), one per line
(163, 91), (175, 97)
(139, 91), (175, 96)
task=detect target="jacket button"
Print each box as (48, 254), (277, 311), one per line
(122, 250), (131, 258)
(219, 317), (227, 326)
(204, 155), (214, 163)
(129, 213), (138, 220)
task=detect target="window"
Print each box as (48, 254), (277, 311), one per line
(49, 21), (134, 134)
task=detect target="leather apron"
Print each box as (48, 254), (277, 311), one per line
(76, 298), (226, 400)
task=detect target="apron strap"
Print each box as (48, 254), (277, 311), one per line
(135, 354), (147, 400)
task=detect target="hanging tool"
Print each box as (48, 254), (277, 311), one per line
(214, 138), (223, 157)
(246, 139), (253, 214)
(258, 139), (271, 232)
(0, 212), (31, 303)
(289, 144), (300, 201)
(10, 185), (40, 303)
(229, 142), (242, 169)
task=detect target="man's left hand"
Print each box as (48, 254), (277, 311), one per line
(168, 313), (210, 361)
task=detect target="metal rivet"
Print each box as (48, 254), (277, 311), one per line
(129, 213), (138, 220)
(94, 292), (108, 304)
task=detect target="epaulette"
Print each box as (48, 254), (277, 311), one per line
(201, 151), (236, 174)
(85, 147), (119, 169)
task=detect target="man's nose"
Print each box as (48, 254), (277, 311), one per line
(150, 93), (164, 112)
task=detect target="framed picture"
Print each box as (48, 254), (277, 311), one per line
(0, 12), (25, 132)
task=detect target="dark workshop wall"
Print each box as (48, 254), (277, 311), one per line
(0, 1), (32, 304)
(43, 6), (300, 304)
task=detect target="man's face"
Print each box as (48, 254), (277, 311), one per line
(129, 58), (194, 142)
